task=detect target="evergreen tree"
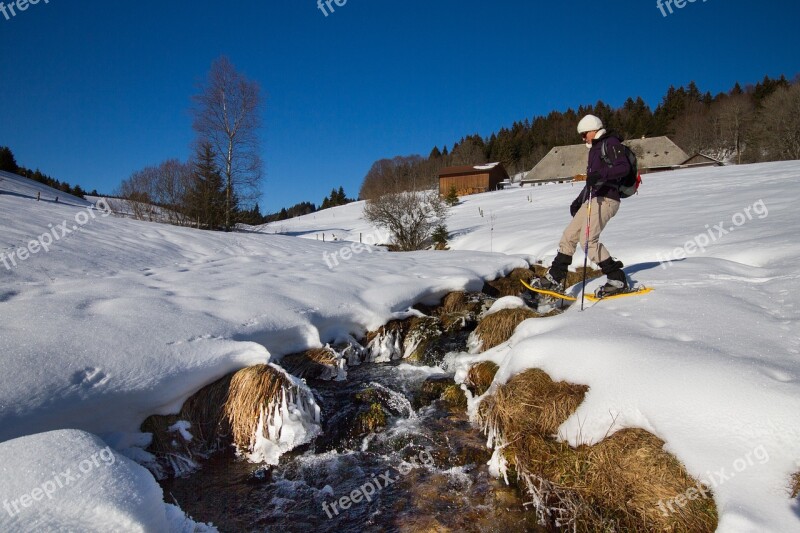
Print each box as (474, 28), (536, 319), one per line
(445, 185), (459, 206)
(431, 224), (449, 249)
(753, 75), (791, 104)
(0, 146), (18, 174)
(187, 142), (226, 229)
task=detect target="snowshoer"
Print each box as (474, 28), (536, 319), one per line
(532, 114), (630, 298)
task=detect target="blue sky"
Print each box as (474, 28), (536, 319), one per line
(0, 0), (798, 213)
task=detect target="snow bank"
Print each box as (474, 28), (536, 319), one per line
(0, 188), (524, 444)
(0, 429), (214, 532)
(483, 295), (527, 317)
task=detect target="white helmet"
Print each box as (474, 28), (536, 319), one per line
(577, 115), (604, 134)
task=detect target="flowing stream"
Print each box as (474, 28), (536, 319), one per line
(161, 304), (544, 532)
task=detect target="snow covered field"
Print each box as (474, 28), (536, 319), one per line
(0, 170), (523, 530)
(2, 161), (800, 531)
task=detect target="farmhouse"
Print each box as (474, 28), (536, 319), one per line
(439, 162), (509, 197)
(681, 153), (724, 169)
(522, 136), (691, 186)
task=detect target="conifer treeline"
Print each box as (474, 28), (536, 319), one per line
(0, 146), (98, 198)
(360, 74), (800, 199)
(262, 187), (353, 224)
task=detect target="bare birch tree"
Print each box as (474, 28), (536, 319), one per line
(714, 93), (754, 164)
(192, 56), (264, 230)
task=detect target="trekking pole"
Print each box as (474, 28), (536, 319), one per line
(580, 188), (594, 311)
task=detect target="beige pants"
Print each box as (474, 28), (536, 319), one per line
(558, 196), (620, 264)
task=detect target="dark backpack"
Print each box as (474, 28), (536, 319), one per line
(601, 140), (641, 198)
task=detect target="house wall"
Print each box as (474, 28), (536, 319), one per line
(439, 173), (491, 196)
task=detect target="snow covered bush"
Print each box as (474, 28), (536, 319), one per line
(363, 189), (448, 251)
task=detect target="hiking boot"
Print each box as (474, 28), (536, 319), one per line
(531, 271), (562, 291)
(524, 272), (560, 307)
(596, 257), (628, 298)
(595, 279), (628, 298)
(524, 253), (571, 306)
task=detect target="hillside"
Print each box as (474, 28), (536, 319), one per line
(0, 169), (91, 207)
(2, 161), (800, 531)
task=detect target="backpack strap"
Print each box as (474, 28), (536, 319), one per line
(600, 140), (613, 167)
(598, 139), (623, 190)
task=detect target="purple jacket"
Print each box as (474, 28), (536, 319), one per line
(571, 132), (631, 210)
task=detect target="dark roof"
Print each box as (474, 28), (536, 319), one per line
(682, 153), (724, 165)
(439, 163), (508, 178)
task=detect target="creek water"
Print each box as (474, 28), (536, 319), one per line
(162, 305), (544, 532)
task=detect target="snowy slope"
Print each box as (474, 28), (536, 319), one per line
(263, 161), (800, 532)
(2, 161), (800, 531)
(0, 169), (91, 207)
(260, 162), (795, 268)
(0, 187), (523, 443)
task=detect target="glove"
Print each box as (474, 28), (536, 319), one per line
(570, 199), (581, 217)
(586, 171), (602, 188)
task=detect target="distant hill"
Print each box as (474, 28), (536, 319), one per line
(0, 170), (92, 208)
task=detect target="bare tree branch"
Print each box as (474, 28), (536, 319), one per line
(192, 56), (264, 230)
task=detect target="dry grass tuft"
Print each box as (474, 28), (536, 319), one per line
(140, 414), (186, 456)
(566, 267), (603, 287)
(472, 307), (538, 352)
(178, 373), (234, 446)
(480, 368), (586, 436)
(792, 471), (800, 498)
(141, 373), (234, 464)
(436, 291), (481, 334)
(439, 291), (471, 315)
(365, 319), (410, 344)
(465, 361), (500, 397)
(224, 364), (293, 452)
(531, 264), (603, 289)
(483, 267), (536, 297)
(281, 347), (340, 380)
(479, 369), (718, 532)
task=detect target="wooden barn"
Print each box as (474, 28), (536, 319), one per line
(439, 162), (509, 197)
